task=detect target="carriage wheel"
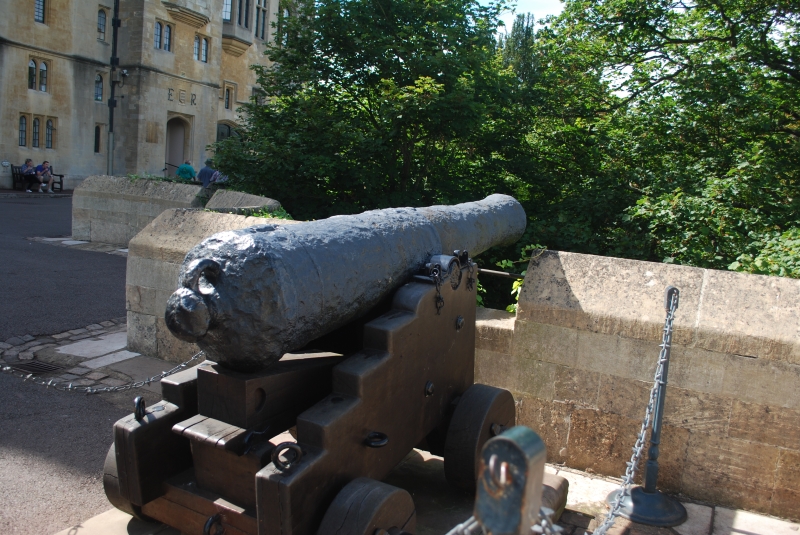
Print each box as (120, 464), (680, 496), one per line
(102, 443), (153, 521)
(317, 477), (416, 535)
(443, 383), (515, 493)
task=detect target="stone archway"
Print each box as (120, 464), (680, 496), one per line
(165, 117), (190, 175)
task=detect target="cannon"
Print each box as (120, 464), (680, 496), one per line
(104, 195), (526, 535)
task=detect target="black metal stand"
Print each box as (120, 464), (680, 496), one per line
(606, 286), (687, 527)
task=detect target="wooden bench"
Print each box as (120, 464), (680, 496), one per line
(11, 165), (64, 192)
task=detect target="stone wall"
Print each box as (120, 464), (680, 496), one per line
(72, 176), (205, 244)
(126, 208), (299, 362)
(475, 250), (800, 520)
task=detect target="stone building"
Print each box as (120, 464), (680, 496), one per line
(0, 0), (278, 189)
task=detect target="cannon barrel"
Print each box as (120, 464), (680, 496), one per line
(165, 194), (526, 371)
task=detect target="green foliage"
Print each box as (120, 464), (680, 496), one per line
(215, 0), (800, 293)
(495, 244), (545, 313)
(730, 228), (800, 278)
(252, 206), (295, 220)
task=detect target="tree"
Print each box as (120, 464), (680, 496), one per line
(214, 0), (523, 220)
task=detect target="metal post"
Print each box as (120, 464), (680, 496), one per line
(107, 0), (120, 175)
(605, 286), (687, 527)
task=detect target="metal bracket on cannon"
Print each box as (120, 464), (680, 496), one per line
(104, 252), (516, 535)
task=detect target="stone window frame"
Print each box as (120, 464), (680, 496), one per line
(34, 0), (46, 24)
(19, 114), (32, 147)
(222, 82), (237, 109)
(195, 34), (209, 63)
(45, 118), (56, 149)
(95, 73), (104, 101)
(97, 9), (107, 41)
(32, 116), (42, 148)
(94, 124), (103, 153)
(155, 19), (174, 52)
(28, 56), (51, 93)
(255, 0), (268, 40)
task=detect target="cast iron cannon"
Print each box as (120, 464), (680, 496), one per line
(104, 195), (526, 535)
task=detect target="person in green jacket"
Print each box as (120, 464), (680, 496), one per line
(176, 160), (196, 181)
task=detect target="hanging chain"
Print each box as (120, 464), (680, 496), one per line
(445, 507), (563, 535)
(0, 351), (204, 395)
(591, 290), (679, 535)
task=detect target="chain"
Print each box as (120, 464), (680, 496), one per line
(445, 507), (563, 535)
(590, 290), (679, 535)
(0, 351), (204, 395)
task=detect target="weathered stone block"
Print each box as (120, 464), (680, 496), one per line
(681, 433), (779, 512)
(729, 401), (800, 449)
(597, 375), (650, 420)
(721, 354), (800, 410)
(125, 284), (157, 316)
(127, 311), (157, 356)
(72, 176), (206, 245)
(512, 320), (578, 367)
(205, 189), (281, 214)
(553, 365), (601, 408)
(661, 387), (732, 434)
(475, 307), (515, 353)
(694, 270), (800, 364)
(773, 449), (800, 520)
(567, 408), (688, 493)
(516, 251), (704, 345)
(668, 345), (727, 395)
(515, 395), (573, 464)
(575, 330), (659, 383)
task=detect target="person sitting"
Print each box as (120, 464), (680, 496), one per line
(197, 158), (216, 188)
(20, 159), (37, 191)
(176, 160), (196, 181)
(33, 160), (56, 193)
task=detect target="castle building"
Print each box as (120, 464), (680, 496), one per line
(0, 0), (277, 189)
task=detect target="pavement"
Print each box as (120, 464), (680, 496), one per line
(0, 196), (127, 341)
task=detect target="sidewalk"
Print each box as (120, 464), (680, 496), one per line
(0, 188), (72, 198)
(2, 323), (797, 535)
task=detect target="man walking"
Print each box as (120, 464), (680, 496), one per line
(176, 160), (196, 181)
(197, 159), (216, 188)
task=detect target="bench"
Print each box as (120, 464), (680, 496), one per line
(11, 165), (64, 192)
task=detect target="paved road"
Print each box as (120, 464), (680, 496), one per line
(0, 195), (130, 534)
(0, 196), (127, 341)
(0, 373), (129, 534)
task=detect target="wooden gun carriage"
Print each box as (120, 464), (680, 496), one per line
(104, 196), (525, 535)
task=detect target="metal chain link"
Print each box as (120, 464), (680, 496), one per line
(445, 507), (563, 535)
(0, 351), (204, 395)
(590, 290), (679, 535)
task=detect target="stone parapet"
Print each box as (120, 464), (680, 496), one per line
(205, 189), (282, 214)
(72, 176), (206, 245)
(475, 251), (800, 520)
(126, 208), (299, 362)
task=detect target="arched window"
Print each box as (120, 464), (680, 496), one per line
(201, 38), (208, 63)
(222, 0), (231, 21)
(34, 0), (45, 23)
(163, 25), (171, 51)
(97, 10), (106, 40)
(95, 74), (103, 101)
(94, 126), (101, 153)
(32, 118), (40, 147)
(46, 120), (54, 148)
(224, 88), (231, 109)
(39, 62), (47, 92)
(193, 35), (200, 60)
(28, 60), (37, 89)
(19, 117), (27, 146)
(154, 21), (162, 49)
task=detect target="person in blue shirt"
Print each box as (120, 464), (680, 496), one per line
(197, 159), (216, 188)
(176, 160), (196, 181)
(22, 159), (53, 193)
